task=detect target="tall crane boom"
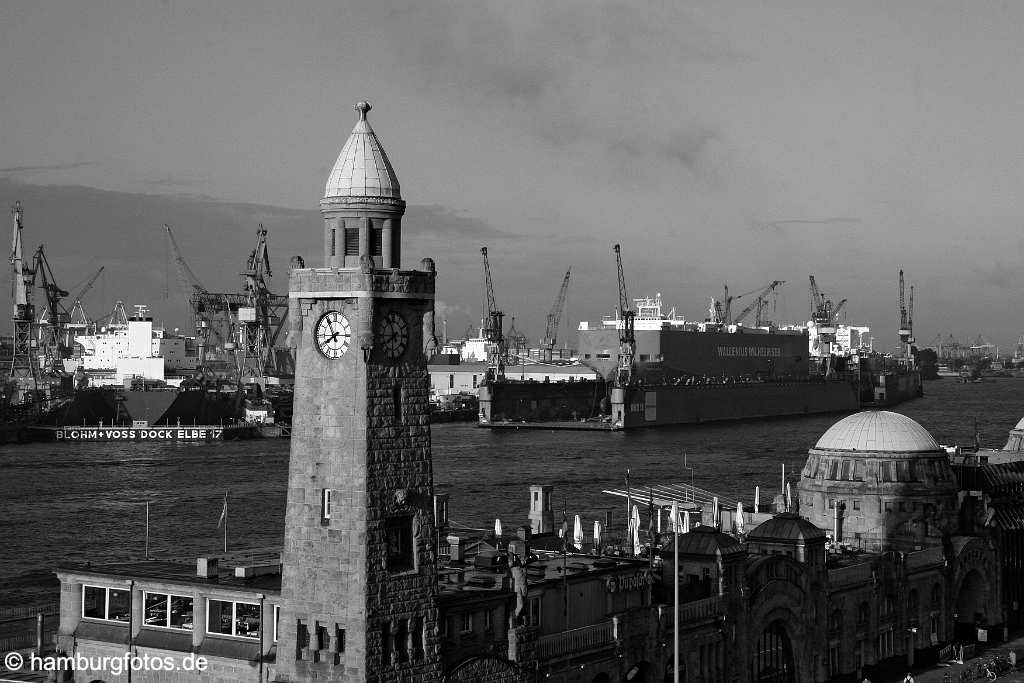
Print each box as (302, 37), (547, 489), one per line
(8, 202), (40, 392)
(613, 244), (635, 386)
(480, 247), (505, 381)
(541, 269), (571, 361)
(165, 224), (206, 294)
(69, 266), (105, 306)
(898, 269), (914, 354)
(733, 280), (785, 326)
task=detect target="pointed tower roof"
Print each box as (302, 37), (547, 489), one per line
(324, 101), (401, 200)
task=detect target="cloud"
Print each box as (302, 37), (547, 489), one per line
(407, 205), (513, 240)
(971, 261), (1018, 290)
(0, 162), (93, 177)
(763, 217), (862, 231)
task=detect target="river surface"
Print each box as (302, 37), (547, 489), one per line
(2, 378), (1022, 607)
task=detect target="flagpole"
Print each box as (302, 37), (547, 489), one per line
(224, 493), (228, 553)
(673, 500), (679, 683)
(145, 501), (150, 559)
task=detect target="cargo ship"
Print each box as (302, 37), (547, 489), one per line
(479, 294), (921, 430)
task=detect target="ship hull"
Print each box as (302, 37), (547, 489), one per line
(479, 379), (861, 430)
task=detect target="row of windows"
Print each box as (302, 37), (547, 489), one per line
(821, 497), (939, 515)
(829, 585), (943, 633)
(805, 455), (950, 483)
(83, 586), (278, 642)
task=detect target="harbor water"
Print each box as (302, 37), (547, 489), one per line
(2, 378), (1022, 607)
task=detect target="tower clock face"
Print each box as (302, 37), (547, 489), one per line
(315, 311), (351, 359)
(379, 311), (410, 360)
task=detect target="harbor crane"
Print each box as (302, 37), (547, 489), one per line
(480, 247), (506, 382)
(32, 245), (72, 369)
(506, 316), (529, 363)
(732, 280), (786, 327)
(66, 266), (105, 339)
(234, 225), (286, 385)
(8, 202), (40, 394)
(898, 269), (915, 355)
(165, 224), (291, 384)
(809, 275), (846, 354)
(540, 269), (571, 362)
(709, 285), (732, 325)
(614, 244), (635, 386)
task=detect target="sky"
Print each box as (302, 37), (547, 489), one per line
(3, 1), (1024, 353)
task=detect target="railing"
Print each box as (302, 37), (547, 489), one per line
(536, 621), (614, 659)
(0, 601), (59, 621)
(678, 596), (721, 622)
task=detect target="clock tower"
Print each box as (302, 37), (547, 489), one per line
(274, 101), (441, 683)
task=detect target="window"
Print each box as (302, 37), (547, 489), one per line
(344, 228), (359, 256)
(878, 629), (894, 658)
(472, 375), (478, 389)
(322, 489), (332, 521)
(82, 585), (131, 622)
(857, 601), (870, 626)
(829, 644), (841, 677)
(484, 609), (493, 632)
(449, 374), (454, 389)
(274, 605), (280, 641)
(527, 597), (541, 627)
(207, 599), (261, 639)
(459, 612), (472, 633)
(930, 583), (942, 608)
(899, 501), (906, 512)
(143, 592), (194, 630)
(370, 226), (383, 256)
(330, 228), (336, 257)
(884, 501), (893, 512)
(385, 516), (415, 573)
(853, 500), (861, 511)
(829, 609), (842, 635)
(393, 384), (403, 424)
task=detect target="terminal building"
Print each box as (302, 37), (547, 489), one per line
(49, 104), (1023, 682)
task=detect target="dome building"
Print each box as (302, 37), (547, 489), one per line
(799, 410), (958, 552)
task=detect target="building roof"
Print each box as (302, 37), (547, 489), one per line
(661, 525), (745, 558)
(747, 513), (827, 543)
(813, 410), (940, 453)
(324, 101), (401, 200)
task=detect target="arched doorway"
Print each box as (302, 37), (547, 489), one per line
(955, 570), (989, 642)
(751, 620), (796, 683)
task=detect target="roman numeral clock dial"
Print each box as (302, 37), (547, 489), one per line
(379, 311), (410, 360)
(314, 311), (351, 359)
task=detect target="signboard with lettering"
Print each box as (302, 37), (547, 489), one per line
(37, 426), (225, 442)
(716, 346), (782, 358)
(605, 570), (653, 593)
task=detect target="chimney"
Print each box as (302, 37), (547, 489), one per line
(196, 557), (219, 579)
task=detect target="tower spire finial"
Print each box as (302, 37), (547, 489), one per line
(355, 100), (371, 121)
